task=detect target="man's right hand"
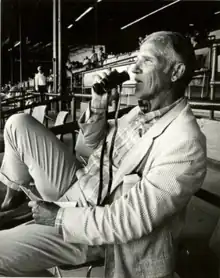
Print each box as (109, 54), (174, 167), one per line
(91, 69), (119, 112)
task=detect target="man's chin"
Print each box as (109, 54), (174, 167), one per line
(135, 90), (152, 101)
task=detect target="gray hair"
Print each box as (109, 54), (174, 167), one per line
(142, 31), (196, 86)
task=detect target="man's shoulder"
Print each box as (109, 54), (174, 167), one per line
(165, 103), (205, 144)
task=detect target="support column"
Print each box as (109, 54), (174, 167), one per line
(53, 0), (57, 95)
(19, 11), (23, 93)
(210, 43), (217, 119)
(0, 0), (2, 130)
(10, 48), (14, 84)
(58, 0), (62, 94)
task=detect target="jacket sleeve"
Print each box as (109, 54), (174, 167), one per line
(78, 103), (109, 149)
(60, 137), (207, 245)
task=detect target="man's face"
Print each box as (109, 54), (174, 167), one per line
(132, 39), (173, 101)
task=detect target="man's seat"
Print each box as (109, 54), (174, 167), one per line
(44, 111), (69, 141)
(55, 258), (105, 278)
(32, 105), (47, 124)
(54, 111), (69, 141)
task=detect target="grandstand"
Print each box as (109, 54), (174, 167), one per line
(1, 1), (220, 277)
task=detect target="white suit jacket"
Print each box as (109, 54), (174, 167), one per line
(60, 98), (207, 277)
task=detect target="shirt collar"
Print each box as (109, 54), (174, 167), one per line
(137, 97), (184, 123)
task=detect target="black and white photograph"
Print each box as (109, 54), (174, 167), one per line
(0, 0), (220, 277)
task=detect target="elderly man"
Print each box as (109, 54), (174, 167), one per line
(0, 31), (206, 278)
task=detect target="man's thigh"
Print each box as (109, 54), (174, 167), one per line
(1, 113), (81, 200)
(0, 223), (103, 277)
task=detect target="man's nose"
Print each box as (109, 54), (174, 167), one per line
(131, 62), (142, 74)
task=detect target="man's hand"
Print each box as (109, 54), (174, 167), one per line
(28, 201), (60, 226)
(92, 69), (120, 111)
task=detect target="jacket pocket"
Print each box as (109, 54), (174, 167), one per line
(122, 174), (141, 194)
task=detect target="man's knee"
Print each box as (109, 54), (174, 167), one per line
(5, 113), (32, 129)
(6, 113), (32, 127)
(3, 114), (35, 144)
(4, 113), (33, 135)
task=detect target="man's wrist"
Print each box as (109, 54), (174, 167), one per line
(55, 207), (65, 236)
(90, 106), (106, 114)
(90, 99), (107, 114)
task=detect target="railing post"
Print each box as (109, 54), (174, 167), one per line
(71, 95), (76, 122)
(53, 0), (57, 94)
(209, 43), (218, 119)
(0, 0), (2, 130)
(58, 0), (62, 94)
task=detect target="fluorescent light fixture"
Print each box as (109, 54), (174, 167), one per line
(214, 11), (220, 15)
(8, 48), (12, 52)
(14, 41), (21, 47)
(97, 0), (102, 2)
(67, 24), (73, 29)
(121, 0), (181, 30)
(189, 23), (194, 26)
(75, 7), (93, 22)
(33, 42), (41, 48)
(45, 42), (52, 47)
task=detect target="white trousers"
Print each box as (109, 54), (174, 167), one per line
(0, 114), (104, 276)
(0, 113), (80, 201)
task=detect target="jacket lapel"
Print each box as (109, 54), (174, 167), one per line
(110, 98), (187, 194)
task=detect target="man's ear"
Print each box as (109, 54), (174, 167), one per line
(171, 63), (186, 82)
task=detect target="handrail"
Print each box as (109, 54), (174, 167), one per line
(1, 95), (70, 117)
(189, 100), (220, 111)
(82, 55), (136, 76)
(2, 95), (35, 106)
(195, 189), (220, 208)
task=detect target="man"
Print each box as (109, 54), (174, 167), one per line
(47, 69), (54, 93)
(35, 65), (47, 102)
(83, 56), (91, 69)
(0, 31), (206, 277)
(90, 48), (98, 68)
(98, 46), (107, 67)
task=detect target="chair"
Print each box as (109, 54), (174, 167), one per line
(44, 111), (69, 141)
(24, 108), (32, 114)
(186, 46), (211, 99)
(32, 105), (47, 124)
(187, 68), (210, 99)
(53, 111), (69, 141)
(54, 259), (105, 278)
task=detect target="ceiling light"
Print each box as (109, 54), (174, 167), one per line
(214, 11), (220, 15)
(75, 7), (93, 22)
(97, 0), (102, 2)
(189, 23), (194, 26)
(67, 24), (73, 29)
(14, 41), (21, 47)
(45, 42), (52, 47)
(121, 0), (181, 30)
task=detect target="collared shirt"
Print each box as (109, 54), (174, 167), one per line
(56, 98), (183, 233)
(35, 72), (46, 89)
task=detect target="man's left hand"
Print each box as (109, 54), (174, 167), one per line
(28, 201), (60, 226)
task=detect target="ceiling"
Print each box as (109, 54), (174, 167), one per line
(1, 0), (220, 82)
(2, 0), (220, 50)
